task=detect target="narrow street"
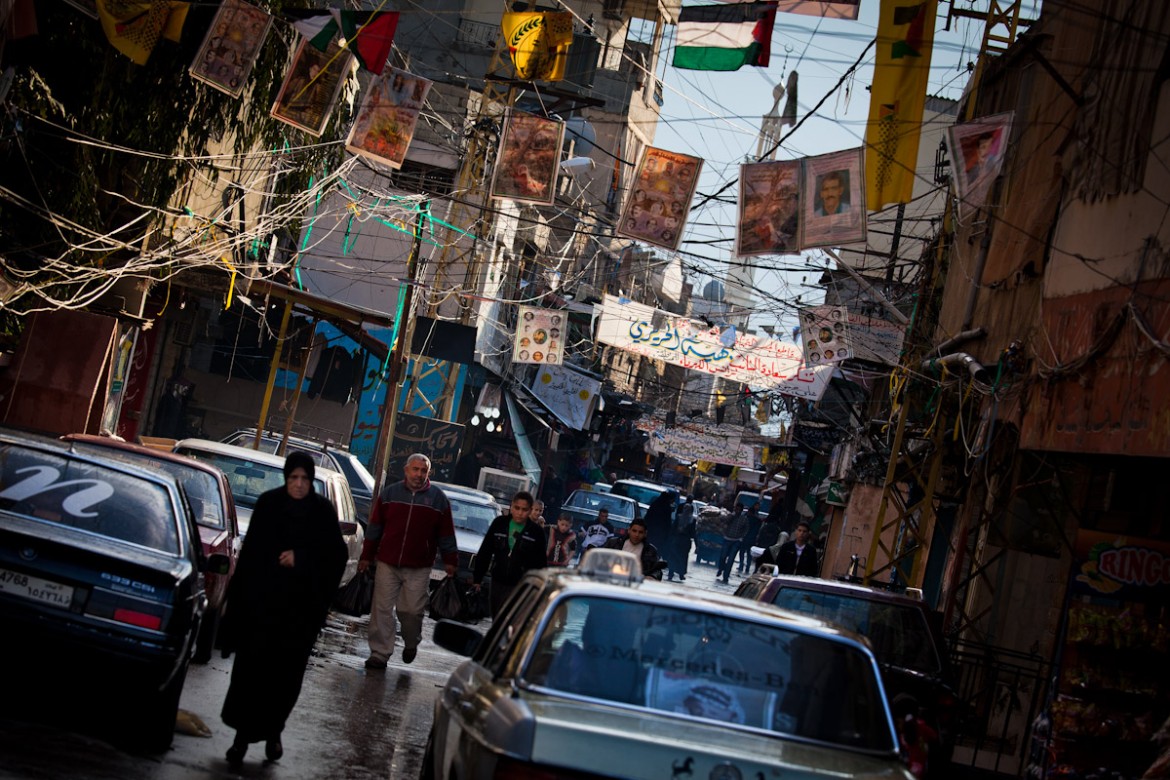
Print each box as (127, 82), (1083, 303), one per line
(0, 559), (749, 780)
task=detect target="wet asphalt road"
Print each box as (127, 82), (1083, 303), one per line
(0, 557), (744, 780)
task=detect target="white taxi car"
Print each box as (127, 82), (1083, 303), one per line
(423, 549), (913, 780)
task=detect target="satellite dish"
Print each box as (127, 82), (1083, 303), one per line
(563, 116), (596, 157)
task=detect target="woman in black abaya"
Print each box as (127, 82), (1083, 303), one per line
(220, 451), (347, 766)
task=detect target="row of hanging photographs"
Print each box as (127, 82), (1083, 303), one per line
(188, 1), (1014, 252)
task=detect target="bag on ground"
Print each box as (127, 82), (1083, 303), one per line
(333, 569), (374, 616)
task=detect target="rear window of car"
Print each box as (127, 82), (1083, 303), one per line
(611, 482), (667, 507)
(524, 595), (892, 752)
(449, 495), (496, 534)
(176, 449), (323, 509)
(0, 445), (180, 553)
(566, 491), (637, 519)
(770, 588), (941, 674)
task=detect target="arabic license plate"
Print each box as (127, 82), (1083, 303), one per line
(0, 567), (74, 609)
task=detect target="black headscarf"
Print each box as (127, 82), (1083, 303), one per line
(283, 451), (316, 485)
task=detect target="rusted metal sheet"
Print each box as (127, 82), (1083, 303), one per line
(1021, 283), (1170, 456)
(0, 310), (117, 436)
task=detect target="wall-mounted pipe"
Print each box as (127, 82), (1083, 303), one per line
(921, 352), (991, 385)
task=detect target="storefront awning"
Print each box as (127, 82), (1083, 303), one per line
(247, 278), (392, 360)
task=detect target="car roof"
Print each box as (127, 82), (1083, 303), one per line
(433, 481), (497, 506)
(174, 438), (294, 468)
(613, 478), (672, 490)
(760, 574), (928, 607)
(226, 427), (354, 454)
(63, 434), (226, 480)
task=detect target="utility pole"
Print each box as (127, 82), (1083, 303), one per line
(370, 202), (428, 494)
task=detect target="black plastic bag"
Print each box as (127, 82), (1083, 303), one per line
(429, 576), (468, 622)
(333, 569), (374, 617)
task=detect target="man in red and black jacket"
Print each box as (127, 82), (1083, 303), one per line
(358, 453), (457, 669)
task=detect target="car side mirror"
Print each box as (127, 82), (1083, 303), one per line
(433, 619), (483, 657)
(205, 553), (231, 575)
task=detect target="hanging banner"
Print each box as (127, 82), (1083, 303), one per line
(530, 365), (601, 430)
(864, 0), (938, 210)
(799, 305), (853, 365)
(948, 111), (1013, 217)
(637, 417), (756, 467)
(617, 147), (703, 251)
(501, 11), (574, 81)
(190, 0), (271, 98)
(271, 39), (352, 137)
(346, 67), (432, 169)
(801, 147), (867, 248)
(512, 306), (566, 365)
(736, 159), (801, 257)
(491, 111), (564, 205)
(775, 0), (861, 19)
(595, 295), (832, 400)
(846, 310), (906, 365)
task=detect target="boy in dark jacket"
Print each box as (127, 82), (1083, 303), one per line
(473, 491), (547, 617)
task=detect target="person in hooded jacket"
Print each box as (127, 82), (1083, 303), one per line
(220, 451), (347, 766)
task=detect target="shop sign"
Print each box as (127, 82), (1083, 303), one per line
(1072, 530), (1170, 600)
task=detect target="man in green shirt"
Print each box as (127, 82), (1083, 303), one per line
(472, 491), (548, 617)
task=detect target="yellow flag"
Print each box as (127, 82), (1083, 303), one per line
(864, 0), (937, 210)
(501, 12), (574, 81)
(95, 1), (189, 65)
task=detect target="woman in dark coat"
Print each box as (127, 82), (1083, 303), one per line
(643, 491), (677, 558)
(221, 451), (347, 766)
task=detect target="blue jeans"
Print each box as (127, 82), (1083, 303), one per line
(716, 538), (741, 580)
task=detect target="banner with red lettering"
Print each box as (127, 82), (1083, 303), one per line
(1072, 530), (1170, 601)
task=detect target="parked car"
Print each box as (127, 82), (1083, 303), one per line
(735, 572), (960, 775)
(559, 488), (640, 534)
(0, 428), (227, 751)
(173, 439), (362, 588)
(61, 433), (240, 663)
(423, 548), (911, 780)
(610, 477), (677, 515)
(220, 428), (375, 522)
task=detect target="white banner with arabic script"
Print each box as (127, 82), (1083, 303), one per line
(529, 365), (601, 430)
(637, 417), (756, 467)
(595, 295), (832, 400)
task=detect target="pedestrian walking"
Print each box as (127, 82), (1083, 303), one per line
(603, 517), (665, 579)
(757, 520), (818, 576)
(360, 453), (458, 671)
(668, 495), (696, 581)
(736, 505), (762, 574)
(715, 504), (750, 584)
(580, 508), (615, 553)
(546, 513), (578, 566)
(473, 491), (547, 617)
(643, 491), (677, 558)
(220, 451), (348, 767)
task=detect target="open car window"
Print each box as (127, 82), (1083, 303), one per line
(523, 595), (893, 753)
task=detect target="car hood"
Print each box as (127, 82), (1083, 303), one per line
(522, 695), (910, 780)
(453, 527), (485, 555)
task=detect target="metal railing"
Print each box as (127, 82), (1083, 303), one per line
(947, 638), (1053, 777)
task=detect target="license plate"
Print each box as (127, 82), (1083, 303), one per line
(0, 567), (74, 609)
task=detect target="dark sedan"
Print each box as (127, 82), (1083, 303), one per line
(62, 433), (240, 663)
(0, 429), (226, 752)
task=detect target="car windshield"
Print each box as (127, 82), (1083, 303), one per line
(176, 449), (324, 510)
(770, 588), (941, 674)
(449, 495), (496, 534)
(0, 445), (180, 553)
(565, 491), (636, 519)
(612, 483), (667, 507)
(523, 595), (891, 752)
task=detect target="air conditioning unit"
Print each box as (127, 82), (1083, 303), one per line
(477, 467), (533, 505)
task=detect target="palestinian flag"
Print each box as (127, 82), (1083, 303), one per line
(292, 10), (399, 73)
(673, 2), (778, 71)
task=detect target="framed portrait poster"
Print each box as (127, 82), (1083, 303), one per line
(512, 306), (566, 366)
(271, 39), (352, 138)
(490, 111), (565, 205)
(799, 305), (852, 366)
(801, 148), (866, 249)
(947, 112), (1013, 216)
(190, 0), (272, 99)
(735, 159), (801, 256)
(346, 68), (432, 170)
(616, 147), (703, 251)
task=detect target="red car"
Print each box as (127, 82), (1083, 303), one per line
(62, 434), (240, 663)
